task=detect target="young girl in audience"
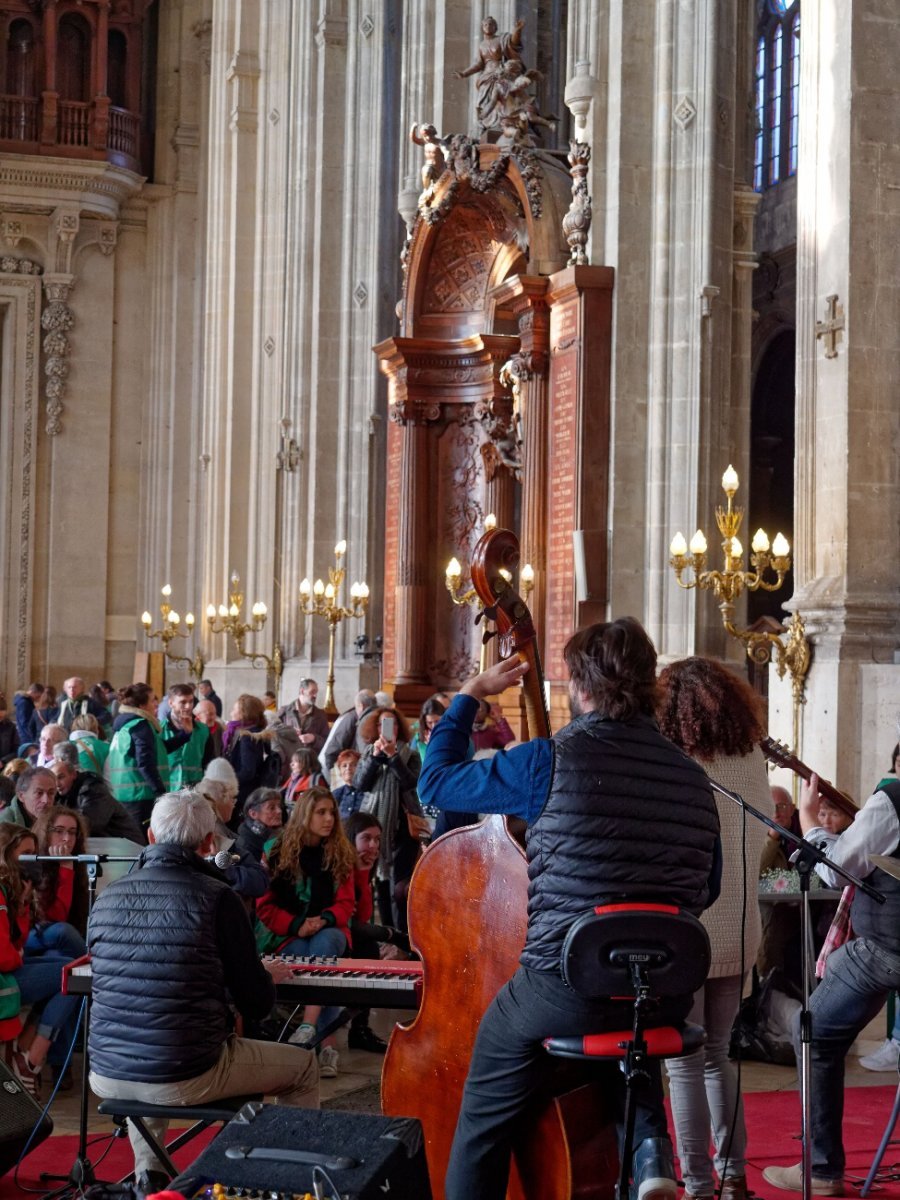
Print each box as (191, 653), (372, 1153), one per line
(342, 811), (411, 1054)
(256, 787), (355, 1076)
(0, 823), (81, 1097)
(31, 806), (90, 938)
(28, 807), (89, 1088)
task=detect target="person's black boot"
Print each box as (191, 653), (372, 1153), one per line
(135, 1170), (171, 1196)
(631, 1136), (677, 1200)
(347, 1025), (388, 1053)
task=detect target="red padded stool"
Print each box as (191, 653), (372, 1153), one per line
(544, 903), (711, 1200)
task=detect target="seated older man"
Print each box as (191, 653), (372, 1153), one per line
(50, 743), (145, 843)
(88, 790), (318, 1192)
(0, 765), (58, 828)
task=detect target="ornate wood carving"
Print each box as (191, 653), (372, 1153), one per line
(563, 141), (592, 265)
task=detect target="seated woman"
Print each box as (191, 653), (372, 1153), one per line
(28, 806), (90, 1088)
(28, 687), (59, 744)
(343, 811), (412, 1054)
(235, 787), (284, 862)
(353, 707), (425, 930)
(333, 750), (364, 820)
(282, 749), (324, 808)
(195, 769), (268, 902)
(256, 787), (355, 1077)
(31, 806), (90, 940)
(69, 713), (110, 776)
(0, 822), (82, 1098)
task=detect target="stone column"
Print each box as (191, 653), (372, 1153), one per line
(789, 0), (900, 793)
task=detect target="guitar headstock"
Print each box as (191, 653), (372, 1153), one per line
(760, 736), (798, 773)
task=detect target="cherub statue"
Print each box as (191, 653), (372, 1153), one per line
(455, 15), (526, 137)
(496, 59), (556, 146)
(410, 123), (446, 203)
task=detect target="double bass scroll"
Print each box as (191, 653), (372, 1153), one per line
(470, 527), (550, 742)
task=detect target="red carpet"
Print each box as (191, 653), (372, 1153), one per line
(2, 1088), (898, 1198)
(0, 1127), (216, 1199)
(729, 1087), (899, 1200)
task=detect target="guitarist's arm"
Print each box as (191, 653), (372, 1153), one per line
(802, 772), (900, 887)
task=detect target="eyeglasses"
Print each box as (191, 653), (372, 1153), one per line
(49, 826), (77, 839)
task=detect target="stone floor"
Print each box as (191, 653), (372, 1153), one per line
(39, 1004), (895, 1140)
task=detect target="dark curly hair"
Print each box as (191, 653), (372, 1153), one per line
(564, 617), (660, 721)
(656, 656), (765, 760)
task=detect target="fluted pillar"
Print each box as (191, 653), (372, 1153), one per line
(392, 402), (438, 687)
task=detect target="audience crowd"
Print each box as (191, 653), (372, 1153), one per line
(0, 665), (895, 1198)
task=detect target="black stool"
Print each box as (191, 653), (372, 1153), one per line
(97, 1095), (263, 1179)
(544, 903), (711, 1200)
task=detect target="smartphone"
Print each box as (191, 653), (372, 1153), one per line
(380, 714), (396, 743)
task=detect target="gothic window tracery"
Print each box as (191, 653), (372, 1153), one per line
(754, 0), (800, 192)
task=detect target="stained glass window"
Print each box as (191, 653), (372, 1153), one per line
(754, 37), (766, 191)
(754, 1), (800, 192)
(789, 12), (801, 175)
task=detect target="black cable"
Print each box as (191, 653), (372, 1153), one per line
(12, 997), (85, 1193)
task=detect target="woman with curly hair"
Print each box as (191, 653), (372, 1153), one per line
(255, 787), (355, 1075)
(656, 657), (773, 1200)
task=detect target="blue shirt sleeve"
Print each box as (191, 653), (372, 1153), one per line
(418, 694), (553, 824)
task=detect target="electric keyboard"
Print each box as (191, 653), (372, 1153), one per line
(62, 955), (423, 1010)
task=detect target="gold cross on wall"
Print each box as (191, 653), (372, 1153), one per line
(815, 294), (845, 359)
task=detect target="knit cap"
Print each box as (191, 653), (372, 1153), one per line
(203, 757), (238, 791)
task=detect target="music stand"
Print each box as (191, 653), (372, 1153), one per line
(18, 851), (139, 1197)
(708, 779), (882, 1200)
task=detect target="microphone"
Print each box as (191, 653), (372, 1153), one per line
(210, 850), (241, 869)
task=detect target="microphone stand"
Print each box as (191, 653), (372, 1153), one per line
(707, 780), (883, 1200)
(18, 852), (139, 1197)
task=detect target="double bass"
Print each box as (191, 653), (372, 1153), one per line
(381, 528), (617, 1200)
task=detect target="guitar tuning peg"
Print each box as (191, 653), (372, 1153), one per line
(482, 629), (497, 645)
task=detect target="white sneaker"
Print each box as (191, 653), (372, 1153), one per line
(859, 1037), (900, 1071)
(319, 1046), (339, 1078)
(288, 1022), (317, 1047)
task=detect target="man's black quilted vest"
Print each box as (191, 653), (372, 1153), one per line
(851, 780), (900, 956)
(521, 712), (719, 974)
(88, 843), (232, 1082)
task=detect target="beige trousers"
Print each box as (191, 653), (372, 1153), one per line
(90, 1034), (319, 1177)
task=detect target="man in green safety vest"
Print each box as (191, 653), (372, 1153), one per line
(161, 683), (212, 790)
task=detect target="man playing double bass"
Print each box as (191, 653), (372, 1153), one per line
(418, 617), (721, 1200)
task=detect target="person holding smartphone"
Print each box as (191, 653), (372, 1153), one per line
(352, 706), (425, 930)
